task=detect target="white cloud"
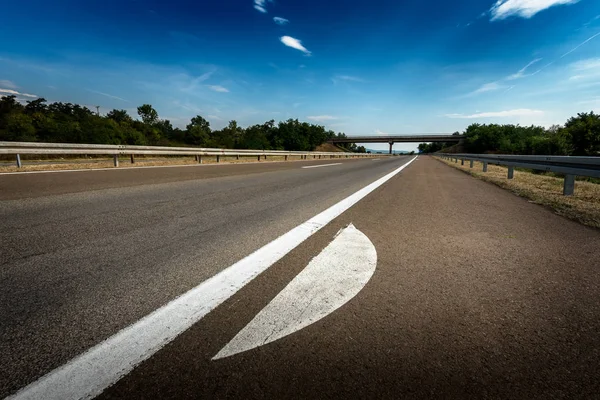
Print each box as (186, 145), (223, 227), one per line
(254, 0), (270, 13)
(334, 75), (365, 83)
(273, 17), (289, 25)
(464, 82), (505, 97)
(307, 115), (338, 122)
(445, 109), (544, 118)
(507, 58), (542, 80)
(568, 58), (600, 81)
(206, 85), (229, 93)
(490, 0), (580, 21)
(570, 58), (600, 71)
(280, 36), (311, 55)
(561, 32), (600, 58)
(0, 79), (17, 89)
(0, 88), (37, 98)
(86, 89), (129, 102)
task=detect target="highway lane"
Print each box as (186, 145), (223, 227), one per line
(0, 155), (410, 397)
(0, 157), (373, 200)
(101, 156), (600, 399)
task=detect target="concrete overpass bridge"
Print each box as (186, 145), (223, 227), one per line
(329, 134), (463, 154)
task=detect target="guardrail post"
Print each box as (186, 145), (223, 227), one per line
(216, 155), (220, 163)
(563, 175), (575, 196)
(285, 155), (288, 161)
(461, 159), (464, 166)
(508, 166), (514, 179)
(469, 160), (474, 168)
(483, 162), (488, 172)
(258, 155), (261, 161)
(264, 155), (267, 160)
(198, 155), (202, 164)
(236, 154), (240, 160)
(318, 155), (321, 159)
(130, 154), (135, 164)
(16, 154), (22, 168)
(113, 155), (119, 167)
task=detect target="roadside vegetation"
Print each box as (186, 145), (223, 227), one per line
(419, 112), (600, 156)
(436, 157), (600, 229)
(0, 95), (367, 153)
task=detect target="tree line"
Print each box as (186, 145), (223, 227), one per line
(0, 96), (366, 152)
(418, 112), (600, 156)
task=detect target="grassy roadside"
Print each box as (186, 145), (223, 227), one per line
(0, 155), (350, 173)
(434, 156), (600, 229)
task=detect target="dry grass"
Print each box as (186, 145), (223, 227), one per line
(0, 155), (342, 173)
(435, 156), (600, 229)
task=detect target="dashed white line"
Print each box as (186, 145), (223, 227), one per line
(301, 163), (342, 169)
(8, 156), (417, 400)
(213, 223), (377, 360)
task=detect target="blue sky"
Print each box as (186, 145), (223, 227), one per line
(1, 0), (599, 151)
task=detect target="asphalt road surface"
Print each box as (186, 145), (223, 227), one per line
(2, 156), (600, 399)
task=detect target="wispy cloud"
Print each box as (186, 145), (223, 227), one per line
(273, 17), (289, 25)
(0, 79), (17, 89)
(86, 89), (129, 102)
(333, 75), (365, 83)
(465, 82), (505, 97)
(445, 109), (544, 119)
(571, 58), (600, 70)
(568, 57), (600, 80)
(307, 115), (338, 122)
(280, 36), (311, 55)
(490, 0), (580, 21)
(507, 58), (542, 80)
(254, 0), (270, 13)
(206, 85), (229, 93)
(0, 88), (37, 98)
(561, 32), (600, 58)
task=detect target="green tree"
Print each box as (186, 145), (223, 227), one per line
(106, 109), (133, 124)
(185, 115), (211, 146)
(137, 104), (159, 125)
(564, 112), (600, 156)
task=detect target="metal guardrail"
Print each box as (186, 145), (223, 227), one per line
(0, 141), (383, 168)
(438, 153), (600, 195)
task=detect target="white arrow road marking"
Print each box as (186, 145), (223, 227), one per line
(213, 223), (377, 360)
(301, 163), (342, 169)
(7, 156), (416, 400)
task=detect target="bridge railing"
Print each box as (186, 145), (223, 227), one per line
(437, 153), (600, 196)
(0, 141), (384, 168)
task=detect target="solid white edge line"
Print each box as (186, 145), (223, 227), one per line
(7, 155), (418, 400)
(301, 163), (342, 169)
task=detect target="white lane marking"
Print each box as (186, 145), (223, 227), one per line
(371, 159), (381, 161)
(213, 223), (376, 360)
(301, 163), (342, 169)
(8, 156), (417, 400)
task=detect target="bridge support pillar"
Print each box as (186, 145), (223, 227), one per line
(389, 141), (394, 155)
